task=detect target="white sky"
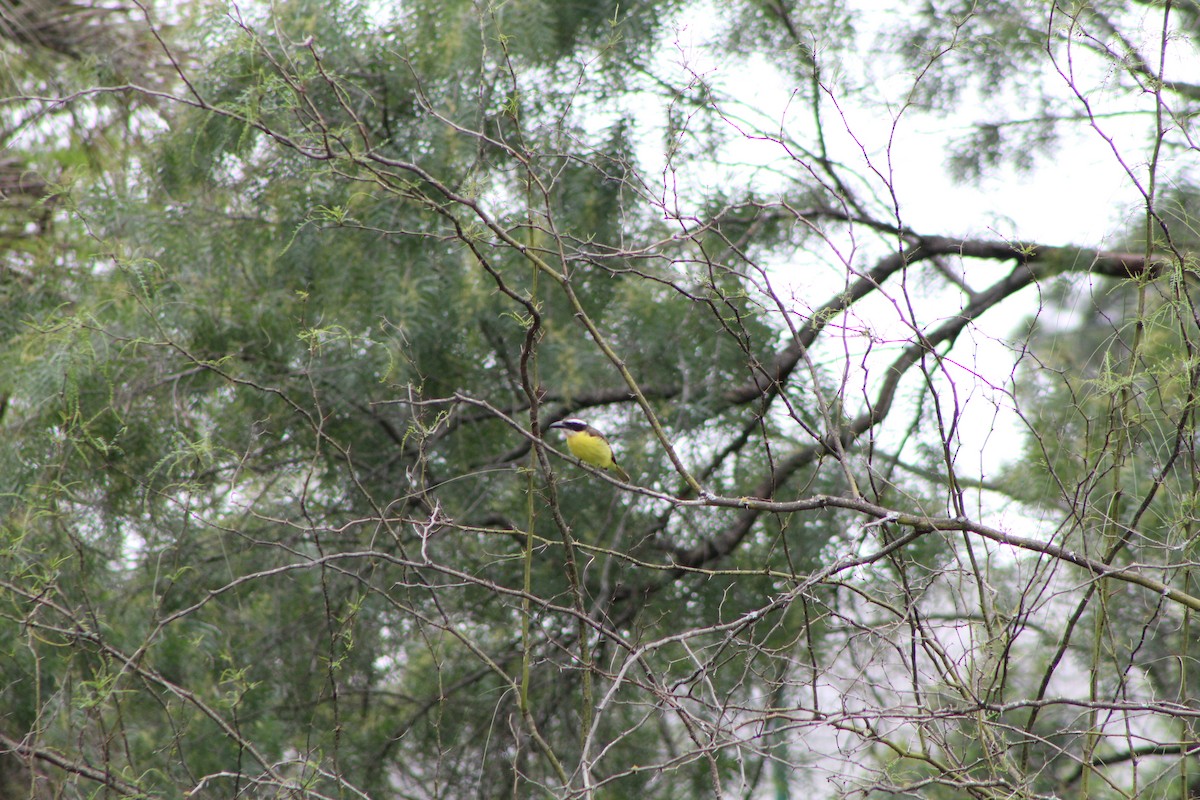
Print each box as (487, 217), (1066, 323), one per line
(657, 3), (1164, 246)
(630, 1), (1195, 507)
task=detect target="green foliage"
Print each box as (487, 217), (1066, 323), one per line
(5, 0), (1200, 798)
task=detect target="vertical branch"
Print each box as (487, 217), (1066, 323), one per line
(1085, 3), (1171, 795)
(519, 184), (539, 769)
(492, 24), (597, 790)
(1181, 569), (1192, 800)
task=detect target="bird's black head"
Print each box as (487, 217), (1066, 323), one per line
(550, 418), (588, 432)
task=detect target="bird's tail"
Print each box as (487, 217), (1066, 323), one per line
(610, 463), (630, 483)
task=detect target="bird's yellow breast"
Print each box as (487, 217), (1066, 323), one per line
(564, 430), (616, 469)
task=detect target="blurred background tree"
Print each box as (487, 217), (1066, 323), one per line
(2, 1), (1199, 798)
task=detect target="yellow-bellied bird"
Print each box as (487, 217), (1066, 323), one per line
(549, 418), (630, 482)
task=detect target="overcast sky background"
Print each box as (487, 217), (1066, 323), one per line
(629, 4), (1181, 526)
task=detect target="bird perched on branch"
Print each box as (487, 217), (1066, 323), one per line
(549, 418), (630, 482)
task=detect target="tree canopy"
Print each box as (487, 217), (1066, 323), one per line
(2, 1), (1200, 798)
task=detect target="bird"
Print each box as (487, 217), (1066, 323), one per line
(549, 418), (630, 482)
